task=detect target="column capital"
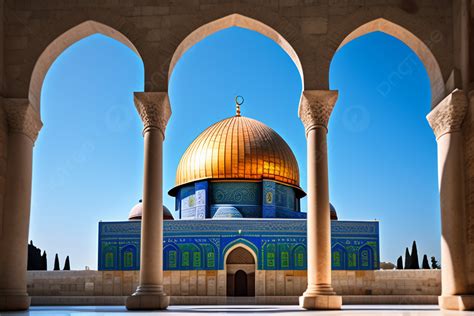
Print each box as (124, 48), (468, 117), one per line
(134, 92), (171, 137)
(2, 98), (42, 143)
(427, 89), (467, 139)
(298, 90), (338, 134)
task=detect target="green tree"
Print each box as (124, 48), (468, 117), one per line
(41, 251), (47, 271)
(63, 256), (70, 270)
(396, 256), (403, 269)
(431, 256), (440, 269)
(422, 254), (430, 269)
(54, 254), (60, 271)
(410, 241), (420, 269)
(404, 247), (411, 269)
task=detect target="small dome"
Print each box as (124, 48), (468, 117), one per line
(213, 207), (243, 219)
(128, 201), (173, 220)
(330, 203), (338, 220)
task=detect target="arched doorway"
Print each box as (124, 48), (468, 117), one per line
(225, 246), (255, 297)
(234, 270), (248, 296)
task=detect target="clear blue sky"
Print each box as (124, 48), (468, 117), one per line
(30, 27), (439, 270)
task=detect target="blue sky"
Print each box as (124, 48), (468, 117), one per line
(30, 27), (439, 270)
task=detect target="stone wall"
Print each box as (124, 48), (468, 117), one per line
(27, 269), (441, 298)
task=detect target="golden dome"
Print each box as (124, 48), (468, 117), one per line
(170, 115), (302, 194)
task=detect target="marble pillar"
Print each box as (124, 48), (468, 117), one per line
(0, 99), (42, 311)
(298, 90), (342, 310)
(126, 92), (171, 310)
(427, 89), (474, 310)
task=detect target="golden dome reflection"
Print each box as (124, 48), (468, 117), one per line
(169, 113), (304, 196)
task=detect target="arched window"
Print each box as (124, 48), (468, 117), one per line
(348, 252), (357, 269)
(193, 251), (201, 268)
(359, 245), (374, 269)
(266, 244), (276, 268)
(293, 245), (306, 269)
(207, 251), (215, 268)
(169, 250), (177, 268)
(123, 251), (133, 268)
(182, 252), (190, 267)
(332, 244), (347, 270)
(281, 251), (289, 268)
(105, 252), (114, 269)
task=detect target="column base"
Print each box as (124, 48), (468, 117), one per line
(0, 293), (31, 311)
(126, 286), (169, 311)
(299, 294), (342, 310)
(439, 295), (474, 311)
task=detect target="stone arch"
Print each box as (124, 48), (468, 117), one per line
(167, 13), (304, 88)
(224, 243), (257, 297)
(334, 18), (445, 107)
(28, 20), (143, 114)
(223, 241), (258, 268)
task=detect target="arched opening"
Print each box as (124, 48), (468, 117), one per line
(165, 23), (305, 214)
(29, 20), (142, 114)
(225, 246), (255, 297)
(336, 18), (445, 107)
(30, 29), (144, 270)
(329, 24), (439, 272)
(168, 13), (303, 88)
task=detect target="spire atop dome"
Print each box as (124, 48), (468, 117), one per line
(235, 95), (244, 116)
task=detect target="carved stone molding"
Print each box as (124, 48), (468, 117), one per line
(134, 92), (171, 137)
(427, 89), (467, 139)
(298, 90), (338, 134)
(2, 98), (42, 142)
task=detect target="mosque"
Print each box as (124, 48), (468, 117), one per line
(98, 101), (379, 297)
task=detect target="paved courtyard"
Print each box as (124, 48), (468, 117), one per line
(2, 305), (474, 316)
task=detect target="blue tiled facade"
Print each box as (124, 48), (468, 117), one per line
(98, 219), (379, 271)
(173, 180), (304, 220)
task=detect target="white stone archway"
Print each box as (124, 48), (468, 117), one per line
(335, 18), (445, 107)
(223, 242), (259, 297)
(167, 13), (304, 89)
(28, 20), (143, 114)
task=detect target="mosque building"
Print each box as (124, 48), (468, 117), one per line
(98, 100), (379, 297)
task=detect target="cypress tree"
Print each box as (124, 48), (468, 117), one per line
(396, 256), (403, 269)
(63, 256), (71, 271)
(41, 251), (47, 270)
(27, 241), (34, 270)
(404, 247), (411, 269)
(54, 254), (60, 271)
(422, 254), (430, 269)
(410, 241), (420, 269)
(431, 256), (440, 269)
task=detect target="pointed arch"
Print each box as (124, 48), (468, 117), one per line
(28, 20), (143, 114)
(336, 18), (445, 107)
(222, 239), (258, 269)
(168, 13), (303, 88)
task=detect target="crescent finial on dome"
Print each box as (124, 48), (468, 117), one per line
(235, 96), (244, 116)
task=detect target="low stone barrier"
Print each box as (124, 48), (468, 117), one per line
(27, 269), (441, 305)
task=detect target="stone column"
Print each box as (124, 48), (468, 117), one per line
(0, 99), (42, 311)
(126, 92), (171, 310)
(427, 89), (474, 311)
(298, 90), (341, 310)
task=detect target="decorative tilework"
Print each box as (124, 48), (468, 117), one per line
(98, 220), (379, 271)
